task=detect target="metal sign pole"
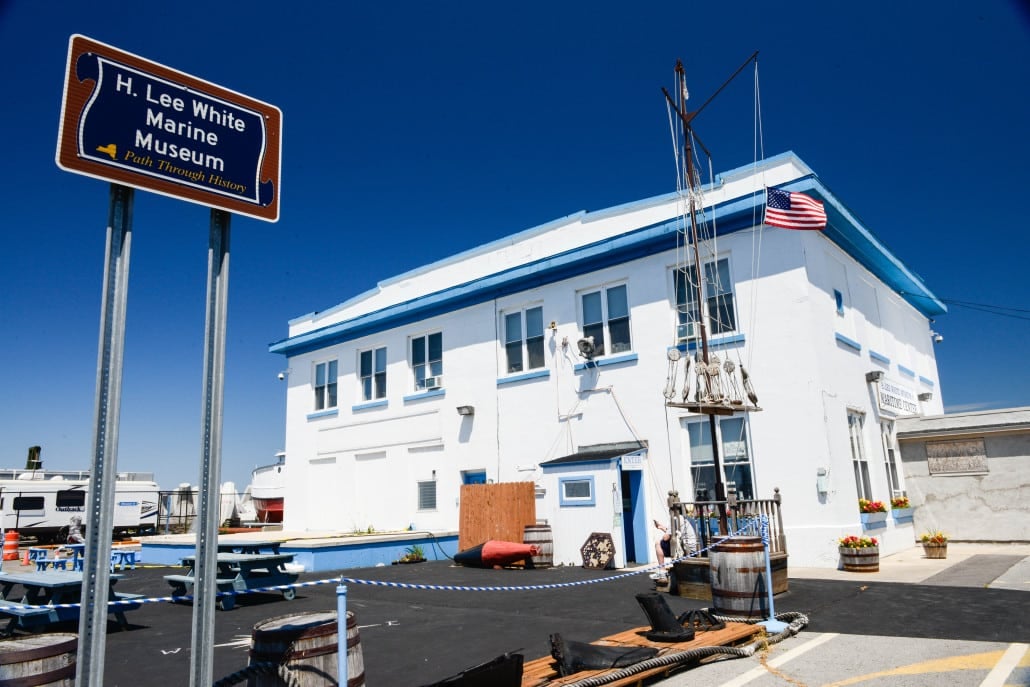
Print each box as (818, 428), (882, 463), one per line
(77, 183), (134, 686)
(190, 209), (231, 687)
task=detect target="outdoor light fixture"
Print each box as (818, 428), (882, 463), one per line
(865, 371), (884, 383)
(456, 405), (475, 416)
(918, 392), (933, 401)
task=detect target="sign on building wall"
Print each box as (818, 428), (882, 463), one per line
(926, 438), (988, 475)
(56, 35), (282, 222)
(876, 378), (918, 416)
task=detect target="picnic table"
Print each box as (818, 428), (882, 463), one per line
(216, 538), (282, 554)
(0, 570), (142, 635)
(164, 552), (298, 611)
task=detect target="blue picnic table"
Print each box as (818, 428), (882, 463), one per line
(164, 552), (298, 610)
(0, 570), (142, 635)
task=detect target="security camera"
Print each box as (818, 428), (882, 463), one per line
(933, 334), (943, 344)
(277, 372), (286, 381)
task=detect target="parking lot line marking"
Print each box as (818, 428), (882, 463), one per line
(716, 632), (839, 687)
(826, 650), (1004, 686)
(979, 642), (1029, 687)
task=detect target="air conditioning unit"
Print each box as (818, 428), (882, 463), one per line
(676, 321), (699, 342)
(423, 376), (443, 390)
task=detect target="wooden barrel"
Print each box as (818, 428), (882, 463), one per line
(709, 536), (768, 619)
(0, 633), (77, 686)
(248, 611), (364, 687)
(839, 546), (879, 572)
(523, 524), (553, 568)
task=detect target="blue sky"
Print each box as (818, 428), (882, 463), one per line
(2, 1), (1028, 491)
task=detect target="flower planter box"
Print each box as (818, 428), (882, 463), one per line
(891, 507), (913, 522)
(839, 545), (879, 573)
(922, 543), (947, 559)
(860, 511), (888, 529)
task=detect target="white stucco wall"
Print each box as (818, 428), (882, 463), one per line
(275, 153), (945, 568)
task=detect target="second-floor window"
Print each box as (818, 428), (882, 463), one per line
(314, 360), (338, 411)
(581, 284), (630, 356)
(504, 306), (545, 373)
(359, 346), (387, 401)
(674, 257), (736, 339)
(411, 332), (443, 391)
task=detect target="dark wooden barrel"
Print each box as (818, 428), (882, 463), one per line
(709, 536), (768, 619)
(839, 546), (879, 572)
(0, 634), (77, 686)
(523, 524), (553, 568)
(248, 611), (364, 687)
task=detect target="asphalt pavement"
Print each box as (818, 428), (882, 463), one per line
(2, 542), (1028, 686)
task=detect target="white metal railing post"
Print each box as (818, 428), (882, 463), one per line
(337, 580), (348, 684)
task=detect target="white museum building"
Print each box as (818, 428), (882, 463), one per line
(269, 152), (946, 568)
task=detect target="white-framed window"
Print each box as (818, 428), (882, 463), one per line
(503, 305), (545, 373)
(685, 416), (754, 501)
(674, 257), (736, 339)
(880, 420), (903, 497)
(313, 360), (338, 411)
(849, 410), (872, 500)
(417, 479), (437, 510)
(559, 476), (596, 506)
(411, 332), (443, 391)
(581, 283), (630, 356)
(359, 346), (387, 401)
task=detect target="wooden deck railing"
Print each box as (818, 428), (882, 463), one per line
(671, 487), (786, 559)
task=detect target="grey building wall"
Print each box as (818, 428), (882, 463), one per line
(897, 407), (1030, 542)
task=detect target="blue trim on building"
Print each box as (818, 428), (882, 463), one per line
(270, 154), (945, 358)
(834, 332), (862, 351)
(919, 376), (935, 387)
(677, 333), (746, 353)
(574, 352), (638, 372)
(497, 369), (550, 386)
(352, 399), (388, 412)
(403, 388), (446, 403)
(306, 408), (339, 421)
(898, 365), (915, 378)
(869, 350), (890, 365)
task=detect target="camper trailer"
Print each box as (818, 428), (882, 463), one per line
(0, 468), (160, 543)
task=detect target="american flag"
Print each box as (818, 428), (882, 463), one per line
(764, 187), (827, 230)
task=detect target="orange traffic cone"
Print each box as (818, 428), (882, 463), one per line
(21, 546), (30, 566)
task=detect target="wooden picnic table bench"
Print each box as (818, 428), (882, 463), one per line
(164, 552), (298, 611)
(0, 570), (140, 635)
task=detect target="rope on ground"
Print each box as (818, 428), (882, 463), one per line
(560, 611), (809, 687)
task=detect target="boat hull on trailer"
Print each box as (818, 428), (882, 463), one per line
(250, 455), (285, 523)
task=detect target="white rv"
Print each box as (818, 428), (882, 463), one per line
(0, 469), (160, 543)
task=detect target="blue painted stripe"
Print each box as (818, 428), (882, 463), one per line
(677, 333), (746, 353)
(898, 365), (915, 378)
(270, 154), (945, 357)
(574, 352), (638, 371)
(869, 350), (890, 365)
(306, 408), (339, 420)
(352, 399), (388, 412)
(403, 388), (446, 403)
(918, 376), (935, 387)
(834, 332), (862, 351)
(497, 369), (550, 386)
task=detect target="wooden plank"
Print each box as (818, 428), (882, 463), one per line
(459, 482), (536, 552)
(520, 622), (762, 687)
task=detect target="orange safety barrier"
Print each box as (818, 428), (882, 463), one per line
(2, 530), (19, 561)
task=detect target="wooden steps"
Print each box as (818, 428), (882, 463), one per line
(521, 621), (761, 687)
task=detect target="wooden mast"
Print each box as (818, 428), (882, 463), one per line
(662, 53), (758, 533)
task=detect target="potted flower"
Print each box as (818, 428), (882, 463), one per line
(891, 496), (913, 521)
(838, 535), (879, 572)
(858, 499), (888, 528)
(920, 530), (948, 559)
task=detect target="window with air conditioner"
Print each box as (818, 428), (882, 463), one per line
(411, 332), (443, 391)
